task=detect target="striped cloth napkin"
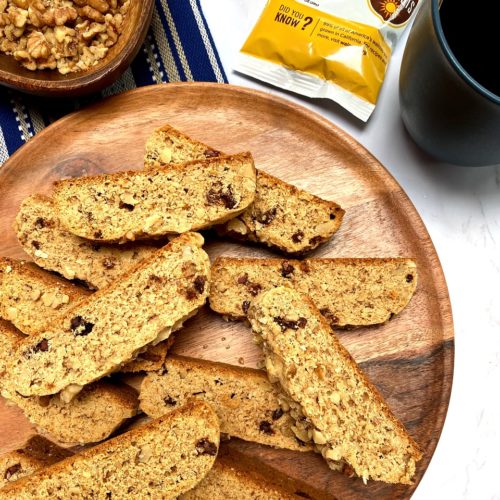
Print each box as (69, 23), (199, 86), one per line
(0, 0), (227, 166)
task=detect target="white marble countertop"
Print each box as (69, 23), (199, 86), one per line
(202, 1), (500, 498)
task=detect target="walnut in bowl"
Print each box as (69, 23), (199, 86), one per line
(0, 0), (153, 96)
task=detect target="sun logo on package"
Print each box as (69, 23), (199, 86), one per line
(368, 0), (419, 26)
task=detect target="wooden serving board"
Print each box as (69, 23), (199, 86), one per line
(0, 83), (453, 498)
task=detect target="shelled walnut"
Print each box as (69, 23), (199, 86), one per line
(0, 0), (130, 74)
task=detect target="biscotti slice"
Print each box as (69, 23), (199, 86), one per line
(52, 153), (257, 243)
(0, 320), (139, 445)
(184, 446), (327, 500)
(181, 455), (296, 500)
(0, 401), (220, 498)
(217, 170), (344, 254)
(0, 257), (91, 335)
(210, 257), (417, 327)
(144, 124), (222, 167)
(15, 194), (156, 290)
(5, 232), (210, 400)
(5, 381), (139, 446)
(0, 436), (73, 489)
(144, 125), (344, 254)
(140, 355), (311, 452)
(248, 287), (422, 485)
(0, 258), (169, 373)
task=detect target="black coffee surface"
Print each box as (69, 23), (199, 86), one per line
(440, 0), (499, 96)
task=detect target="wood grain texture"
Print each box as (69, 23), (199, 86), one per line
(0, 83), (454, 498)
(0, 0), (153, 97)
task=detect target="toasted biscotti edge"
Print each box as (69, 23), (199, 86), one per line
(144, 124), (222, 167)
(181, 455), (296, 500)
(139, 355), (312, 452)
(0, 436), (73, 489)
(0, 319), (25, 375)
(248, 286), (422, 485)
(183, 445), (330, 500)
(0, 401), (220, 497)
(51, 154), (257, 243)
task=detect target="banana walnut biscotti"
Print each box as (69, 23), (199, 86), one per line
(0, 258), (171, 373)
(139, 355), (311, 452)
(210, 257), (417, 327)
(248, 287), (422, 485)
(15, 194), (156, 290)
(0, 320), (139, 445)
(183, 446), (328, 500)
(181, 455), (296, 500)
(0, 436), (73, 489)
(0, 401), (220, 499)
(180, 448), (332, 500)
(4, 232), (210, 401)
(144, 124), (344, 254)
(0, 257), (91, 335)
(52, 153), (257, 243)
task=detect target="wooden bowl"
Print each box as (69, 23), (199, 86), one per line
(0, 0), (153, 97)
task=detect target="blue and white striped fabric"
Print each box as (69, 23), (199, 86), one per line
(0, 0), (227, 166)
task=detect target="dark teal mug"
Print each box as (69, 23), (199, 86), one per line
(399, 0), (500, 167)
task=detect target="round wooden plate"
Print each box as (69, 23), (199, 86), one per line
(0, 83), (453, 498)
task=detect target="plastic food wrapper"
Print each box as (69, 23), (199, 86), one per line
(236, 0), (421, 121)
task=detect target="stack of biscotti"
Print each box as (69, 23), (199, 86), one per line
(0, 401), (220, 498)
(0, 436), (73, 489)
(0, 258), (170, 373)
(144, 125), (345, 254)
(140, 355), (311, 452)
(3, 233), (210, 403)
(248, 287), (422, 485)
(0, 320), (139, 445)
(0, 121), (424, 495)
(209, 256), (417, 326)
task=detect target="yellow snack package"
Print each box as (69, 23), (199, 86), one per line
(236, 0), (421, 121)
